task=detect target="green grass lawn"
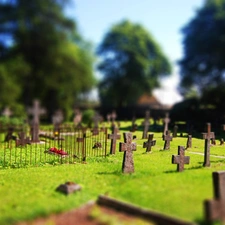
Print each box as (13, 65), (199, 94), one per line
(1, 121), (225, 225)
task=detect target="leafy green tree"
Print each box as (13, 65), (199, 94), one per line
(180, 0), (225, 96)
(0, 0), (96, 120)
(97, 20), (172, 107)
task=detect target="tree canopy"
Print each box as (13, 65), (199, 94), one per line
(0, 0), (96, 119)
(179, 0), (225, 97)
(97, 20), (172, 107)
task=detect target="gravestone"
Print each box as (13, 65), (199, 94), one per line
(27, 100), (46, 142)
(186, 135), (192, 149)
(52, 109), (63, 132)
(172, 146), (190, 172)
(76, 134), (86, 162)
(130, 116), (137, 132)
(73, 109), (82, 127)
(202, 123), (215, 167)
(119, 132), (136, 173)
(142, 111), (150, 139)
(163, 113), (170, 135)
(163, 130), (173, 150)
(173, 125), (178, 138)
(220, 138), (224, 145)
(108, 127), (121, 154)
(56, 181), (82, 195)
(204, 171), (225, 223)
(143, 134), (156, 153)
(4, 127), (16, 142)
(16, 131), (31, 147)
(92, 112), (100, 135)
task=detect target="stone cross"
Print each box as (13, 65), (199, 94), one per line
(163, 130), (173, 150)
(202, 123), (215, 167)
(143, 134), (156, 153)
(119, 132), (136, 173)
(142, 111), (150, 139)
(15, 132), (31, 147)
(186, 135), (192, 149)
(172, 146), (190, 172)
(204, 171), (225, 223)
(27, 100), (46, 142)
(163, 113), (170, 135)
(108, 127), (121, 154)
(130, 116), (137, 132)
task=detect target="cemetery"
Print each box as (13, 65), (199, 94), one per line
(1, 108), (225, 225)
(1, 1), (225, 225)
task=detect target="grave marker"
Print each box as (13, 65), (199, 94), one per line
(204, 171), (225, 223)
(163, 113), (170, 135)
(16, 132), (31, 147)
(202, 123), (215, 167)
(173, 125), (178, 138)
(56, 181), (81, 195)
(163, 130), (173, 150)
(143, 134), (156, 153)
(186, 135), (192, 149)
(27, 100), (46, 142)
(52, 109), (63, 132)
(119, 132), (136, 173)
(108, 127), (121, 154)
(172, 146), (190, 172)
(76, 134), (86, 162)
(142, 111), (150, 139)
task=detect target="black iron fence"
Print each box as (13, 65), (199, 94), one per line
(0, 126), (112, 168)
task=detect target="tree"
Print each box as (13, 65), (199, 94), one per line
(179, 0), (225, 96)
(0, 0), (96, 119)
(97, 20), (171, 107)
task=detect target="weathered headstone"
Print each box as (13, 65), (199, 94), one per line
(186, 135), (192, 149)
(108, 127), (121, 154)
(92, 112), (100, 135)
(143, 134), (156, 153)
(163, 130), (173, 150)
(119, 132), (136, 173)
(172, 146), (190, 172)
(142, 111), (150, 139)
(163, 113), (170, 135)
(56, 181), (81, 195)
(202, 123), (215, 167)
(27, 100), (46, 142)
(204, 171), (225, 223)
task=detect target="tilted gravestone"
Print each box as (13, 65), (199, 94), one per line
(142, 110), (150, 139)
(202, 123), (215, 167)
(163, 130), (173, 150)
(119, 132), (136, 173)
(204, 171), (225, 223)
(27, 100), (46, 142)
(143, 134), (156, 153)
(172, 146), (190, 172)
(108, 127), (121, 154)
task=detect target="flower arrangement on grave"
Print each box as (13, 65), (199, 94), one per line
(45, 147), (68, 156)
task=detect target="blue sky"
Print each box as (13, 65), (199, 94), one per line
(68, 0), (205, 105)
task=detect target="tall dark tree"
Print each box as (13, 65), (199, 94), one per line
(97, 20), (171, 107)
(0, 0), (96, 119)
(180, 0), (225, 97)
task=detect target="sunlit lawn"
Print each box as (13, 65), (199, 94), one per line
(1, 120), (225, 225)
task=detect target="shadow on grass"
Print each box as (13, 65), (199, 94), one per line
(195, 218), (213, 225)
(97, 170), (122, 176)
(164, 165), (203, 174)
